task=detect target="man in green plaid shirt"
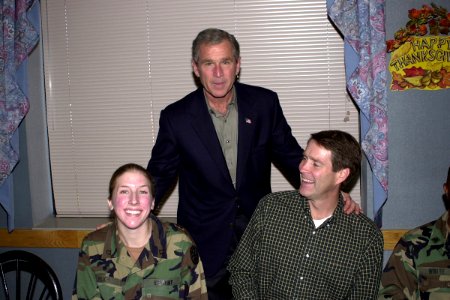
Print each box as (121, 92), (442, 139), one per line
(228, 130), (384, 299)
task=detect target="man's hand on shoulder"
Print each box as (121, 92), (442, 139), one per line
(96, 222), (112, 230)
(342, 192), (362, 215)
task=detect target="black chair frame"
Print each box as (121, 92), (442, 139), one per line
(0, 250), (63, 300)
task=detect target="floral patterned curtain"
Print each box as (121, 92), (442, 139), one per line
(328, 0), (388, 227)
(0, 0), (39, 231)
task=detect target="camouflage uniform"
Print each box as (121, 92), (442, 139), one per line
(72, 214), (207, 299)
(379, 211), (450, 300)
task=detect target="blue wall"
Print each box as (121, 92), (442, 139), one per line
(382, 0), (450, 230)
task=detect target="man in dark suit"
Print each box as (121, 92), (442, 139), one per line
(148, 28), (358, 299)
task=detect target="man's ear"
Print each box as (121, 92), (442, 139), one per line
(336, 168), (350, 185)
(236, 57), (241, 75)
(192, 59), (200, 77)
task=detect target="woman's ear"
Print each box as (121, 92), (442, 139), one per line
(107, 199), (113, 211)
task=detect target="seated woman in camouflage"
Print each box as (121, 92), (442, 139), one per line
(72, 163), (207, 299)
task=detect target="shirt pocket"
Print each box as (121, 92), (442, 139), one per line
(418, 267), (450, 297)
(95, 273), (125, 299)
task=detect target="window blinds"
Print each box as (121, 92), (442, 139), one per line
(41, 0), (360, 217)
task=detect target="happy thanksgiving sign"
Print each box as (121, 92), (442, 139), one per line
(387, 3), (450, 91)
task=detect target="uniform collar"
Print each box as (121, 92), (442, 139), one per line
(102, 214), (167, 269)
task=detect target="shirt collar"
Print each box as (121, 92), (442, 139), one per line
(298, 193), (344, 228)
(205, 87), (237, 117)
(439, 211), (450, 238)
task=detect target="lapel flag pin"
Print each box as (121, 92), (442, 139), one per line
(245, 118), (252, 124)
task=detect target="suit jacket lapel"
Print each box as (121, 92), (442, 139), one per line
(188, 88), (233, 184)
(235, 84), (256, 190)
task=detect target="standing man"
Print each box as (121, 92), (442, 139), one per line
(228, 130), (384, 299)
(148, 28), (359, 299)
(378, 166), (450, 299)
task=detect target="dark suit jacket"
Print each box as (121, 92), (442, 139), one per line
(148, 82), (303, 278)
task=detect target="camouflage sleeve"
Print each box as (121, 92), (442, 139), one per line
(166, 223), (208, 300)
(72, 238), (102, 300)
(378, 237), (418, 299)
(183, 244), (208, 300)
(228, 200), (263, 299)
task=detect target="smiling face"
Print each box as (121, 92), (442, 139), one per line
(192, 40), (240, 104)
(299, 139), (349, 202)
(108, 170), (154, 231)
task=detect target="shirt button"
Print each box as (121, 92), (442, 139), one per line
(312, 231), (316, 234)
(300, 277), (304, 280)
(306, 254), (310, 258)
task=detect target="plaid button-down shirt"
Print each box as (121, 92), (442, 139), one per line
(228, 190), (384, 299)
